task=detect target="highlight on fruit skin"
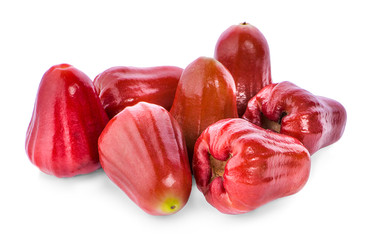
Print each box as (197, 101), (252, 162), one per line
(98, 102), (192, 216)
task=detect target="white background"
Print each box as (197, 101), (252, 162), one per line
(1, 0), (371, 239)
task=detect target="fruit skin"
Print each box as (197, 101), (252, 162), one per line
(215, 22), (272, 117)
(25, 64), (109, 177)
(98, 102), (192, 216)
(192, 118), (311, 214)
(93, 66), (183, 119)
(170, 56), (238, 161)
(243, 81), (347, 155)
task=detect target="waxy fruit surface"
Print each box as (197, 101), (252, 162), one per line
(215, 22), (272, 116)
(98, 102), (192, 215)
(193, 118), (311, 214)
(243, 81), (347, 155)
(170, 56), (238, 161)
(25, 64), (109, 177)
(94, 66), (182, 119)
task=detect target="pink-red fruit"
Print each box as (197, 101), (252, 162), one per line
(98, 102), (192, 215)
(26, 64), (109, 177)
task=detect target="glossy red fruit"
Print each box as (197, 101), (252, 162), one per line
(215, 22), (272, 116)
(93, 66), (183, 119)
(98, 102), (192, 215)
(170, 57), (238, 161)
(25, 64), (109, 177)
(193, 118), (311, 214)
(243, 81), (347, 155)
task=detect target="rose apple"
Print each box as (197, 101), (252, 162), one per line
(98, 102), (192, 215)
(193, 118), (311, 214)
(215, 22), (272, 116)
(25, 64), (109, 177)
(243, 81), (347, 155)
(94, 66), (182, 118)
(170, 56), (238, 161)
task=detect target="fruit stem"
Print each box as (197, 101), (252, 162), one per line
(260, 112), (287, 133)
(209, 153), (231, 183)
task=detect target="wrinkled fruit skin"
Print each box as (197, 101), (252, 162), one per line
(25, 64), (109, 177)
(93, 66), (183, 119)
(215, 22), (272, 117)
(98, 102), (192, 216)
(170, 56), (238, 161)
(243, 81), (347, 155)
(192, 118), (311, 214)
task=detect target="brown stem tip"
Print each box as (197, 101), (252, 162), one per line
(209, 153), (231, 183)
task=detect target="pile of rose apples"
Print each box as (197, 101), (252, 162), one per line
(25, 23), (347, 215)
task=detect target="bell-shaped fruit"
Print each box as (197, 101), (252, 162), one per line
(170, 57), (238, 161)
(98, 102), (192, 216)
(93, 66), (183, 119)
(25, 64), (109, 177)
(215, 22), (272, 116)
(193, 118), (311, 214)
(243, 81), (347, 155)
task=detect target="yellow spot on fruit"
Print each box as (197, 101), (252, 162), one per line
(160, 198), (180, 214)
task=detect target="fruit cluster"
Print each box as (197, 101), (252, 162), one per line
(25, 23), (347, 215)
